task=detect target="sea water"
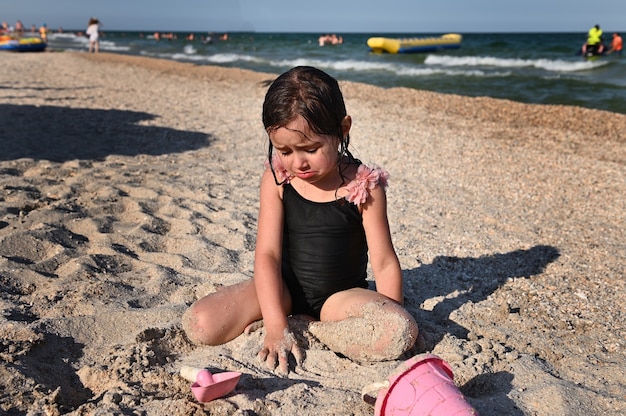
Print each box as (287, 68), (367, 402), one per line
(48, 31), (626, 114)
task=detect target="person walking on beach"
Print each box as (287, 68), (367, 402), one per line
(86, 17), (101, 53)
(182, 66), (418, 375)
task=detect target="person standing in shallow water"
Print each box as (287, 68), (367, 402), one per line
(182, 66), (418, 375)
(607, 33), (623, 55)
(86, 17), (101, 53)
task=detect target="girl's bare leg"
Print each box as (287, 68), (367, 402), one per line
(308, 288), (418, 361)
(182, 279), (262, 345)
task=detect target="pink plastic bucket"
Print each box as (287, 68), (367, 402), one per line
(363, 354), (478, 416)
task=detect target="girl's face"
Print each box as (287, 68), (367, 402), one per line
(270, 115), (348, 188)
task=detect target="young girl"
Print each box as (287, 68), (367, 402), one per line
(182, 66), (418, 375)
(86, 18), (100, 53)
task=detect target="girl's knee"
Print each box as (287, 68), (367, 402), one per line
(394, 304), (418, 336)
(181, 280), (261, 346)
(181, 303), (221, 346)
(310, 301), (419, 361)
(397, 311), (419, 354)
(368, 303), (418, 359)
(181, 304), (203, 345)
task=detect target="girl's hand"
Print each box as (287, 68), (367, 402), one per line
(257, 329), (303, 376)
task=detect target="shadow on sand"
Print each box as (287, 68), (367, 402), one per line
(402, 245), (560, 338)
(400, 245), (560, 415)
(0, 104), (212, 162)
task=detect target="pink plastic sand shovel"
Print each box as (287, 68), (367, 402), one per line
(180, 366), (241, 403)
(362, 354), (478, 416)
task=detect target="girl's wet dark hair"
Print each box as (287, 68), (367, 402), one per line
(263, 66), (356, 185)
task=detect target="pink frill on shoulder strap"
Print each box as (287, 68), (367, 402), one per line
(265, 157), (389, 205)
(264, 154), (292, 184)
(345, 164), (390, 206)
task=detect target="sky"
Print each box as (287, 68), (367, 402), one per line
(2, 0), (624, 34)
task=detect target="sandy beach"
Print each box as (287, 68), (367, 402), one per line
(1, 51), (625, 415)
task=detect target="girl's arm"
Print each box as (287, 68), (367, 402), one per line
(253, 170), (301, 373)
(361, 185), (404, 304)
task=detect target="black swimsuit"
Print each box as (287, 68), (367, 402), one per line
(281, 183), (369, 318)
